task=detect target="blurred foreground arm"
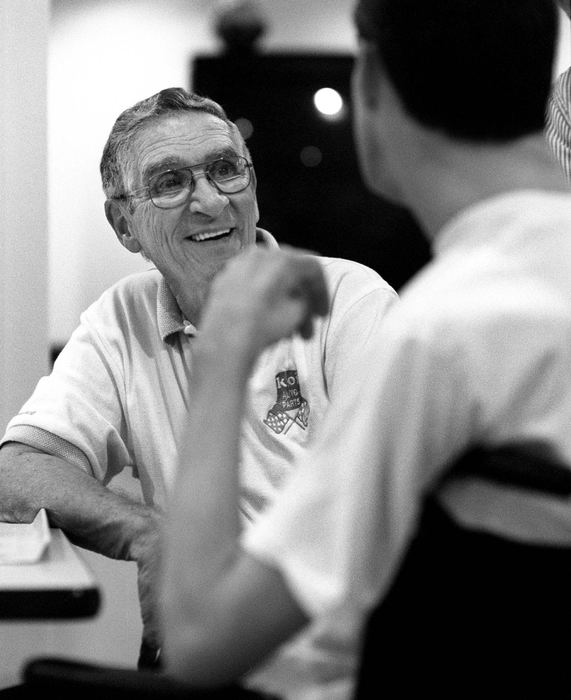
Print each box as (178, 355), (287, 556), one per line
(162, 247), (329, 685)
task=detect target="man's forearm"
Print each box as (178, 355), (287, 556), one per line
(163, 336), (280, 682)
(166, 338), (250, 592)
(0, 442), (160, 562)
(162, 247), (325, 682)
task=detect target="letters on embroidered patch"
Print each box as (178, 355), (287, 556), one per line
(264, 369), (309, 435)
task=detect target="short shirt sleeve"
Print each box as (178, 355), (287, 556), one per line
(2, 307), (132, 483)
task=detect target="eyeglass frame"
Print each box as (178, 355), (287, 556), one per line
(114, 155), (254, 210)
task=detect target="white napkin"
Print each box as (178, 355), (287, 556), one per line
(0, 508), (51, 564)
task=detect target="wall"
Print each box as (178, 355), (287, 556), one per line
(0, 4), (49, 433)
(0, 1), (51, 687)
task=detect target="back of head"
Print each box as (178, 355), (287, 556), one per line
(354, 0), (557, 142)
(100, 87), (244, 200)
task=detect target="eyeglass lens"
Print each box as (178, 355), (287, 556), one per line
(149, 156), (250, 208)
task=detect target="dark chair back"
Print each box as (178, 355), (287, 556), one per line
(20, 656), (277, 699)
(354, 444), (571, 697)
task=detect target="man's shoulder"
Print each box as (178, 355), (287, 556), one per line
(90, 269), (160, 304)
(103, 268), (162, 296)
(316, 255), (396, 295)
(82, 268), (162, 328)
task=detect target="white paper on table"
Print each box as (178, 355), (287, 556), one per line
(0, 508), (51, 564)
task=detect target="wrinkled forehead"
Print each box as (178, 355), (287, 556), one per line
(124, 111), (243, 187)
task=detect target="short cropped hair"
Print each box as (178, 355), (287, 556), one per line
(354, 0), (558, 141)
(100, 87), (248, 199)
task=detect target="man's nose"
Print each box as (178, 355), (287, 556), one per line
(188, 174), (229, 215)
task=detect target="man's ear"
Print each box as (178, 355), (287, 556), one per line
(251, 169), (260, 223)
(359, 41), (384, 111)
(104, 199), (142, 254)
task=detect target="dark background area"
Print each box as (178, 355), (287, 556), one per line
(192, 51), (431, 292)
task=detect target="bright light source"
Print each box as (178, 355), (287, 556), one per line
(313, 88), (344, 118)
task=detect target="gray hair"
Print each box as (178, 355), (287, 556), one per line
(100, 87), (249, 200)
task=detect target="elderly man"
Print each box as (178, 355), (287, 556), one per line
(161, 0), (571, 698)
(0, 88), (397, 668)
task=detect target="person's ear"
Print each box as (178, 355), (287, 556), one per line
(251, 168), (260, 223)
(360, 42), (384, 111)
(104, 199), (142, 254)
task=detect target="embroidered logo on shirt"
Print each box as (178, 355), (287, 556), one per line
(264, 369), (309, 435)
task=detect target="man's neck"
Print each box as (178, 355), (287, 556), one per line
(175, 285), (209, 328)
(400, 132), (569, 240)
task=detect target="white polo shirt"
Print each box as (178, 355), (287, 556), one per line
(2, 250), (397, 521)
(2, 238), (398, 700)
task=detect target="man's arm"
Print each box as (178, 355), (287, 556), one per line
(161, 247), (328, 685)
(0, 441), (162, 647)
(0, 442), (159, 558)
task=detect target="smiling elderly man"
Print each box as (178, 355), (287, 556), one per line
(0, 87), (397, 673)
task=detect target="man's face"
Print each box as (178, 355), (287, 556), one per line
(123, 111), (259, 306)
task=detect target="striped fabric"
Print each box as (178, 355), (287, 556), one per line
(546, 67), (571, 182)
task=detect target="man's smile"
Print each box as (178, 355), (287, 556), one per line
(187, 227), (234, 242)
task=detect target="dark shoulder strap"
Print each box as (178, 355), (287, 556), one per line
(441, 442), (571, 496)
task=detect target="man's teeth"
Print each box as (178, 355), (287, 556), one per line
(190, 229), (231, 242)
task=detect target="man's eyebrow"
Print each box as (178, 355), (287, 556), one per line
(143, 157), (182, 182)
(213, 147), (241, 160)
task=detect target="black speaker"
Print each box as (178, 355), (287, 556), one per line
(192, 52), (430, 290)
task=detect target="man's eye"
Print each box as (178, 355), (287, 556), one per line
(210, 159), (240, 180)
(152, 171), (186, 195)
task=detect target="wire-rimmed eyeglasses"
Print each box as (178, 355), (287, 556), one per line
(118, 155), (253, 210)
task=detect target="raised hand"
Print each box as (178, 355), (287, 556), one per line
(200, 244), (330, 363)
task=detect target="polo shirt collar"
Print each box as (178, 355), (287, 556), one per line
(157, 277), (187, 341)
(434, 190), (562, 258)
(157, 228), (279, 342)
